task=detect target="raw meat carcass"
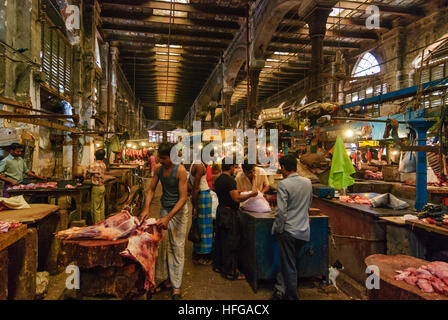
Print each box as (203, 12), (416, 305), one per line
(120, 219), (164, 291)
(395, 262), (448, 296)
(427, 262), (448, 281)
(417, 279), (434, 293)
(395, 270), (411, 281)
(55, 210), (139, 240)
(8, 181), (58, 190)
(0, 221), (22, 233)
(430, 277), (448, 294)
(404, 276), (419, 286)
(364, 170), (383, 180)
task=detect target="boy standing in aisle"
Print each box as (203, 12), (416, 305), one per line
(85, 149), (107, 224)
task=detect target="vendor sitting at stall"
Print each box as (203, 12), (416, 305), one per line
(85, 149), (107, 224)
(235, 160), (270, 195)
(213, 161), (257, 280)
(0, 143), (46, 197)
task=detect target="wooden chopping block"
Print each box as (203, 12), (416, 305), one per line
(365, 254), (448, 300)
(59, 238), (129, 269)
(8, 228), (38, 300)
(0, 249), (7, 300)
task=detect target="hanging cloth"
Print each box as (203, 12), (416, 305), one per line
(328, 135), (356, 189)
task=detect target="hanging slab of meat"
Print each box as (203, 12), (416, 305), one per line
(120, 219), (164, 291)
(56, 210), (139, 240)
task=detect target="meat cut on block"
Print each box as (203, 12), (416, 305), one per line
(395, 261), (448, 296)
(56, 210), (139, 240)
(120, 219), (164, 291)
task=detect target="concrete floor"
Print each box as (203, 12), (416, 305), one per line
(45, 179), (350, 300)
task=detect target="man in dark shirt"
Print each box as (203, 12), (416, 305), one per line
(213, 162), (257, 280)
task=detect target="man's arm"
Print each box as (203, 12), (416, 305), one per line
(156, 165), (188, 229)
(229, 189), (257, 203)
(261, 177), (270, 194)
(0, 175), (18, 185)
(191, 164), (204, 218)
(26, 171), (45, 180)
(260, 168), (270, 194)
(273, 182), (288, 233)
(139, 164), (160, 222)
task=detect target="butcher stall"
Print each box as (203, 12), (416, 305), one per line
(238, 207), (329, 292)
(311, 193), (415, 291)
(55, 210), (163, 300)
(7, 181), (90, 225)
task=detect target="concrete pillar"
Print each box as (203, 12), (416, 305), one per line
(305, 7), (332, 103)
(248, 61), (263, 121)
(395, 20), (408, 90)
(99, 43), (110, 129)
(108, 46), (119, 134)
(223, 88), (234, 128)
(209, 101), (217, 127)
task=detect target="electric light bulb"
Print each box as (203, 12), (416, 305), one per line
(345, 129), (354, 138)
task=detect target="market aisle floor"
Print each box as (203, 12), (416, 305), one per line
(147, 180), (351, 300)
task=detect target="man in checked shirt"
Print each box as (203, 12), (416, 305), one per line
(85, 149), (107, 224)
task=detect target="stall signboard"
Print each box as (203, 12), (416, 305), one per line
(359, 140), (380, 147)
(349, 114), (408, 140)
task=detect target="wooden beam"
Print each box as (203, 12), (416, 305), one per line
(0, 110), (80, 133)
(102, 17), (238, 35)
(104, 29), (230, 48)
(337, 1), (424, 17)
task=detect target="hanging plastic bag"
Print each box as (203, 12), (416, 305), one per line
(399, 152), (416, 173)
(240, 191), (271, 213)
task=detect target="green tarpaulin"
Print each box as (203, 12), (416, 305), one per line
(328, 135), (355, 189)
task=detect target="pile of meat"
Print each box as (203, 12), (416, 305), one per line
(420, 215), (448, 226)
(395, 262), (448, 295)
(56, 210), (139, 240)
(8, 182), (58, 190)
(339, 194), (372, 206)
(55, 210), (164, 292)
(0, 221), (22, 233)
(364, 170), (383, 180)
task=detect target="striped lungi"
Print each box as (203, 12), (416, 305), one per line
(192, 190), (213, 254)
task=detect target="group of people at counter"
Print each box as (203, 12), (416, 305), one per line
(139, 142), (313, 300)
